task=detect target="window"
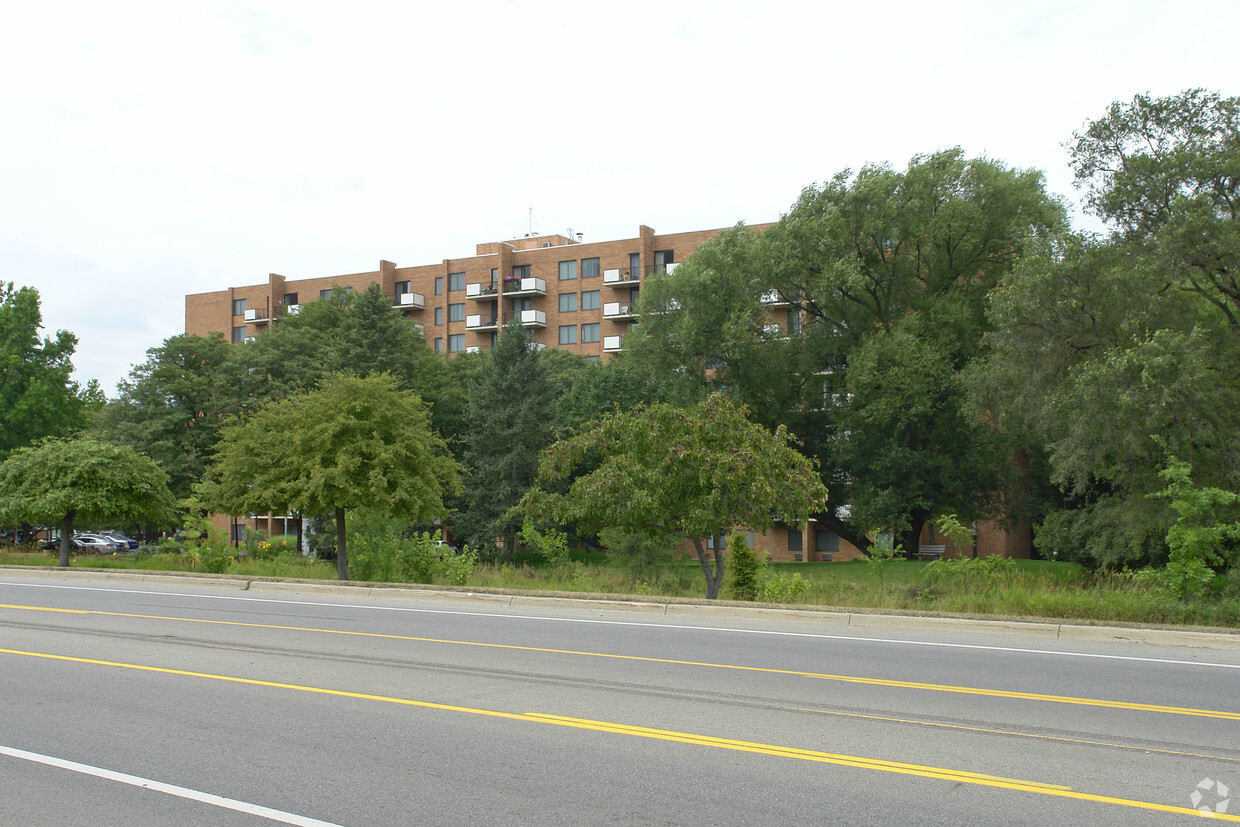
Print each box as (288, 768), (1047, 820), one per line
(558, 260), (577, 280)
(434, 307), (443, 326)
(787, 307), (802, 335)
(512, 297), (531, 313)
(815, 529), (840, 553)
(581, 290), (600, 311)
(581, 323), (600, 343)
(434, 337), (443, 353)
(629, 252), (640, 277)
(448, 333), (465, 352)
(320, 286), (351, 299)
(512, 264), (530, 279)
(232, 299), (246, 316)
(585, 355), (600, 363)
(433, 277), (444, 296)
(558, 325), (577, 345)
(232, 326), (245, 343)
(449, 303), (465, 322)
(449, 272), (465, 292)
(581, 258), (599, 279)
(283, 292), (298, 306)
(654, 250), (674, 271)
(559, 293), (577, 313)
(395, 280), (411, 296)
(788, 529), (803, 552)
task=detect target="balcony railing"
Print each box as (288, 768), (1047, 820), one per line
(603, 267), (640, 286)
(603, 335), (625, 352)
(284, 304), (301, 316)
(243, 309), (269, 324)
(603, 302), (637, 320)
(517, 309), (546, 327)
(503, 277), (546, 296)
(466, 314), (499, 330)
(466, 283), (499, 299)
(394, 292), (425, 309)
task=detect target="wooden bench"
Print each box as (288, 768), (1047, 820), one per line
(914, 544), (946, 560)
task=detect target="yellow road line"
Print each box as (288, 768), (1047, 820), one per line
(784, 705), (1240, 764)
(1, 645), (1236, 822)
(3, 601), (1237, 722)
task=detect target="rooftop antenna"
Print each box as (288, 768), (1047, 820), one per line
(527, 205), (536, 237)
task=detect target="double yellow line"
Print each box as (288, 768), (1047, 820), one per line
(2, 645), (1236, 821)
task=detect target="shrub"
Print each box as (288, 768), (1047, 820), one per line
(725, 531), (761, 601)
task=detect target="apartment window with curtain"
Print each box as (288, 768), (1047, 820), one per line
(448, 334), (465, 352)
(629, 252), (640, 277)
(449, 272), (465, 292)
(512, 297), (531, 313)
(581, 323), (600, 343)
(581, 290), (600, 311)
(559, 260), (577, 280)
(654, 250), (674, 271)
(434, 337), (443, 353)
(434, 307), (443, 326)
(559, 293), (577, 313)
(449, 303), (465, 322)
(558, 325), (577, 345)
(434, 277), (443, 295)
(512, 264), (530, 279)
(283, 293), (298, 306)
(232, 326), (245, 343)
(232, 299), (246, 316)
(581, 258), (599, 279)
(787, 307), (802, 335)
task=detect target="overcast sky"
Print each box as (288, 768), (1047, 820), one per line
(3, 0), (1237, 394)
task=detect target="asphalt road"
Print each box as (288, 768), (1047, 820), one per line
(2, 570), (1239, 825)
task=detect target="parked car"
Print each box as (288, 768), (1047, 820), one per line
(101, 532), (140, 550)
(72, 533), (127, 554)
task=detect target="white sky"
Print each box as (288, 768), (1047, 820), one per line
(3, 0), (1236, 394)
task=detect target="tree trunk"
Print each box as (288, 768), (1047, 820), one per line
(59, 510), (75, 567)
(335, 506), (348, 580)
(899, 509), (931, 558)
(689, 534), (725, 600)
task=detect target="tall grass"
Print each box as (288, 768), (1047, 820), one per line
(3, 547), (1238, 628)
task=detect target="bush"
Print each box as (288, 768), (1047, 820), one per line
(725, 531), (761, 601)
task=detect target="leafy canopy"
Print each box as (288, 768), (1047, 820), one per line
(0, 436), (175, 565)
(522, 393), (827, 599)
(203, 373), (461, 580)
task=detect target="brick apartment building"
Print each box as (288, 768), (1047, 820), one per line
(185, 224), (753, 360)
(186, 223), (1030, 563)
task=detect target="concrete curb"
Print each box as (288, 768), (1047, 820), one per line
(4, 565), (1240, 651)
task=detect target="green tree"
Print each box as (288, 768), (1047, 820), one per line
(0, 283), (97, 458)
(93, 333), (245, 499)
(522, 394), (828, 599)
(242, 284), (464, 437)
(456, 322), (558, 557)
(203, 373), (460, 580)
(0, 436), (175, 566)
(974, 91), (1240, 569)
(629, 151), (1065, 553)
(1070, 89), (1240, 330)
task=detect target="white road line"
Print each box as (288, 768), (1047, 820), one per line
(0, 744), (343, 826)
(3, 579), (1240, 671)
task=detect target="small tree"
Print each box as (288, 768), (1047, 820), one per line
(523, 394), (828, 599)
(203, 373), (461, 580)
(0, 436), (175, 566)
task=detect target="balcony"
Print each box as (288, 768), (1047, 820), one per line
(394, 292), (425, 309)
(761, 289), (790, 306)
(284, 304), (301, 316)
(502, 277), (546, 297)
(243, 309), (270, 325)
(603, 268), (640, 287)
(466, 314), (499, 330)
(516, 309), (546, 328)
(603, 302), (637, 320)
(466, 282), (499, 299)
(603, 335), (625, 352)
(465, 346), (481, 354)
